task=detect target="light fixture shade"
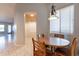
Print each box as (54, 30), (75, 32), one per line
(48, 14), (59, 20)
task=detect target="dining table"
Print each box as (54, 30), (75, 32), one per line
(45, 37), (70, 55)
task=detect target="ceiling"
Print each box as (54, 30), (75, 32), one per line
(0, 3), (15, 23)
(47, 3), (72, 10)
(54, 3), (73, 9)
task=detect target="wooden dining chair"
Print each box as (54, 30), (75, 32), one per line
(67, 37), (77, 56)
(32, 38), (66, 56)
(55, 37), (77, 56)
(38, 34), (52, 53)
(38, 34), (49, 44)
(32, 38), (46, 56)
(54, 33), (64, 38)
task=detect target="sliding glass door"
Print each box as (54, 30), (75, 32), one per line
(0, 25), (5, 32)
(8, 25), (12, 34)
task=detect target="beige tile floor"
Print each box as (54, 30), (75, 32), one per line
(0, 34), (33, 56)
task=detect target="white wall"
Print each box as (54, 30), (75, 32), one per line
(74, 4), (79, 53)
(74, 4), (79, 36)
(16, 3), (49, 35)
(15, 3), (49, 37)
(14, 4), (25, 45)
(14, 3), (49, 55)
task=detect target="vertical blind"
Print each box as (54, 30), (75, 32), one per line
(50, 5), (74, 34)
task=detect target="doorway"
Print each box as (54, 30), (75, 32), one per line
(24, 12), (37, 39)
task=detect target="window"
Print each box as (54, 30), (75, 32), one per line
(50, 5), (74, 34)
(50, 17), (60, 33)
(13, 25), (16, 32)
(8, 25), (11, 33)
(0, 25), (5, 32)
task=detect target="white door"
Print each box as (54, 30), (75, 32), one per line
(25, 22), (36, 39)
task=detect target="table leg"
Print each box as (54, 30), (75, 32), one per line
(51, 46), (56, 56)
(51, 46), (53, 52)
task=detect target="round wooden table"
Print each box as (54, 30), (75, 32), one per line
(45, 37), (70, 56)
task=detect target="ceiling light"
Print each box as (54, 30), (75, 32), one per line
(30, 14), (34, 17)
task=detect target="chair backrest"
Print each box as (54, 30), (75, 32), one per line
(54, 33), (64, 38)
(38, 34), (47, 43)
(70, 37), (77, 56)
(32, 38), (46, 56)
(37, 34), (45, 39)
(41, 34), (45, 38)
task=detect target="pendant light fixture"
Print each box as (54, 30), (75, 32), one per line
(48, 4), (59, 20)
(51, 5), (56, 15)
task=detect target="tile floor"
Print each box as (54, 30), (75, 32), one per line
(0, 34), (33, 56)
